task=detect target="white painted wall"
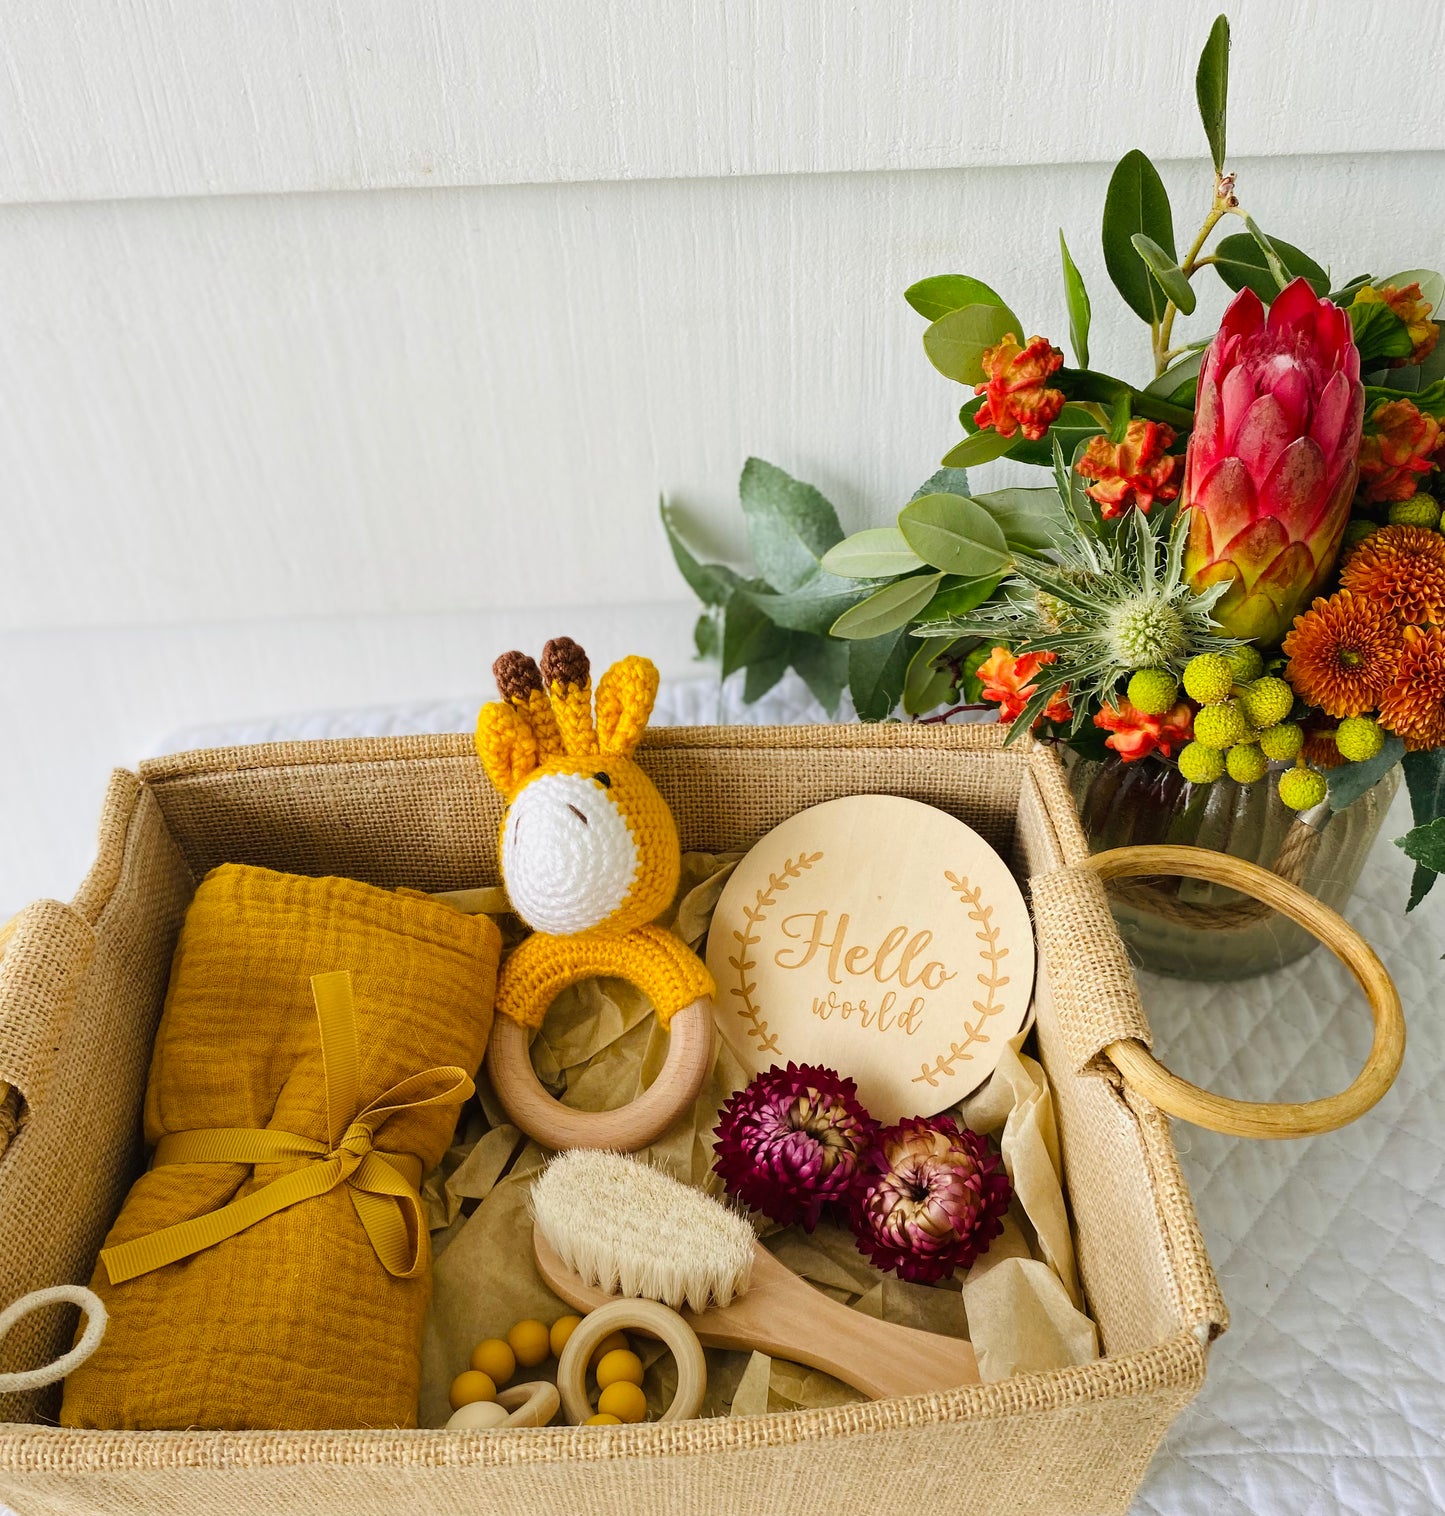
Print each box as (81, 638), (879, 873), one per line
(2, 0), (1444, 914)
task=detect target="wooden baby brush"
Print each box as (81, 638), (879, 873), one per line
(531, 1150), (979, 1400)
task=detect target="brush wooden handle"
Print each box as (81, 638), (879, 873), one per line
(535, 1229), (978, 1400)
(487, 997), (715, 1152)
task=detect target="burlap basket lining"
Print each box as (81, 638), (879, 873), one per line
(0, 724), (1225, 1516)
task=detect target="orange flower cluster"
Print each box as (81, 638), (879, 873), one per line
(1093, 698), (1193, 762)
(975, 646), (1071, 726)
(973, 335), (1065, 442)
(1356, 399), (1443, 504)
(1284, 526), (1445, 748)
(1075, 419), (1182, 519)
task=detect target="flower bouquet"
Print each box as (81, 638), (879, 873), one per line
(664, 14), (1445, 974)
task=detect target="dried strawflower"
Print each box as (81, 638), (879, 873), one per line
(1378, 625), (1445, 751)
(975, 647), (1071, 725)
(713, 1064), (878, 1231)
(972, 334), (1065, 441)
(1355, 400), (1442, 505)
(1282, 591), (1402, 718)
(851, 1116), (1011, 1284)
(1075, 419), (1182, 519)
(1094, 698), (1193, 762)
(1339, 524), (1445, 625)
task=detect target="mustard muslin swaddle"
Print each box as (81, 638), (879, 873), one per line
(60, 863), (500, 1430)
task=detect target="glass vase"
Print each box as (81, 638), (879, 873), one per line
(1067, 753), (1400, 981)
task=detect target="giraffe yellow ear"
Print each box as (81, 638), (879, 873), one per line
(595, 656), (660, 756)
(475, 701), (540, 797)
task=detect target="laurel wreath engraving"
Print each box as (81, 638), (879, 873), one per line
(727, 850), (824, 1054)
(912, 871), (1011, 1087)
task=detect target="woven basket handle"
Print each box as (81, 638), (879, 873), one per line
(1085, 845), (1405, 1140)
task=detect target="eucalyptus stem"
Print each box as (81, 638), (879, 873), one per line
(1152, 172), (1240, 377)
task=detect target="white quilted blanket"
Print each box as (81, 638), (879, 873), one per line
(154, 675), (1445, 1515)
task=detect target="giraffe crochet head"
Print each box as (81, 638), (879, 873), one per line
(475, 638), (678, 938)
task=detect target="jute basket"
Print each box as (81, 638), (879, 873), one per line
(0, 724), (1399, 1516)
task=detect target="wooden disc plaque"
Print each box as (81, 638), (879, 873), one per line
(705, 795), (1035, 1122)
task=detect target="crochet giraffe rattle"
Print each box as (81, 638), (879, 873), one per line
(477, 638), (716, 1151)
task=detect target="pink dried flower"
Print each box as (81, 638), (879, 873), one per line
(713, 1063), (878, 1231)
(851, 1115), (1011, 1283)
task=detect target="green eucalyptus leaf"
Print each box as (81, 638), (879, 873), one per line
(967, 487), (1071, 552)
(1195, 14), (1230, 173)
(1102, 149), (1176, 324)
(926, 573), (1002, 618)
(738, 575), (875, 635)
(790, 634), (849, 715)
(941, 427), (1015, 469)
(922, 303), (1020, 385)
(1396, 815), (1445, 875)
(829, 572), (945, 640)
(1058, 230), (1091, 368)
(1241, 216), (1290, 292)
(960, 643), (993, 703)
(1145, 349), (1205, 405)
(743, 647), (792, 703)
(911, 467), (971, 501)
(898, 493), (1011, 577)
(848, 627), (913, 721)
(738, 457), (845, 593)
(660, 499), (743, 607)
(820, 527), (924, 579)
(1350, 298), (1416, 366)
(1325, 735), (1405, 811)
(1213, 232), (1329, 301)
(721, 592), (790, 680)
(1131, 233), (1196, 315)
(1107, 391), (1133, 444)
(903, 635), (961, 716)
(693, 611), (720, 660)
(905, 274), (1018, 327)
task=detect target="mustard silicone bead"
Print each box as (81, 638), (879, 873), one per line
(1258, 721), (1304, 762)
(597, 1381), (648, 1423)
(507, 1319), (551, 1369)
(1177, 741), (1225, 785)
(469, 1338), (516, 1385)
(585, 1413), (623, 1426)
(1126, 668), (1180, 716)
(549, 1315), (583, 1358)
(1279, 766), (1328, 811)
(1226, 645), (1265, 685)
(594, 1348), (645, 1391)
(1182, 652), (1235, 705)
(589, 1330), (630, 1368)
(1238, 677), (1293, 731)
(1388, 495), (1442, 529)
(449, 1370), (497, 1411)
(1335, 714), (1386, 762)
(1193, 701), (1247, 750)
(1225, 743), (1268, 785)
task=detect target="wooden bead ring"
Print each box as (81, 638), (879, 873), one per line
(1086, 845), (1405, 1140)
(555, 1298), (707, 1426)
(486, 995), (715, 1152)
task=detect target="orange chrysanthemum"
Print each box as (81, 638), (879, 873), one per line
(1301, 727), (1345, 770)
(1339, 524), (1445, 625)
(1282, 591), (1402, 717)
(1378, 624), (1445, 750)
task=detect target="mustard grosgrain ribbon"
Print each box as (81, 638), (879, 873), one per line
(100, 971), (473, 1286)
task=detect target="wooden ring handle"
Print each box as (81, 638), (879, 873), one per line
(555, 1298), (707, 1425)
(495, 1380), (560, 1428)
(1083, 845), (1404, 1139)
(485, 996), (715, 1152)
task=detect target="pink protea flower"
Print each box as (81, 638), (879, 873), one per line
(713, 1064), (878, 1231)
(1181, 278), (1364, 645)
(851, 1116), (1011, 1283)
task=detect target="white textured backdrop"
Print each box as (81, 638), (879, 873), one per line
(3, 0), (1445, 912)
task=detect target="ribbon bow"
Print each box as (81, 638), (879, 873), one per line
(101, 971), (472, 1286)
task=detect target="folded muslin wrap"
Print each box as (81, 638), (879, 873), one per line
(60, 863), (500, 1430)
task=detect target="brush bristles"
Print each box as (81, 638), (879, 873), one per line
(531, 1150), (756, 1313)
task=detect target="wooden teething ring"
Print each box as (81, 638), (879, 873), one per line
(555, 1298), (707, 1426)
(1085, 845), (1405, 1140)
(486, 996), (715, 1152)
